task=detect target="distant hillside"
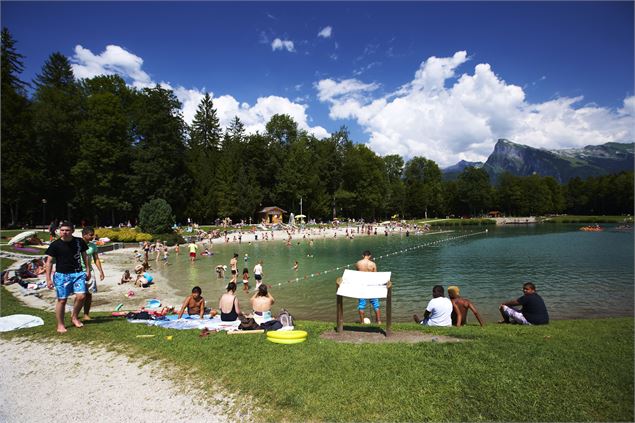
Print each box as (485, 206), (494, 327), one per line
(443, 139), (634, 183)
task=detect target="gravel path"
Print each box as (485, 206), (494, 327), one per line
(0, 338), (246, 423)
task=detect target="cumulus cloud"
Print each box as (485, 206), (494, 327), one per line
(71, 44), (153, 89)
(318, 26), (332, 38)
(70, 44), (328, 138)
(316, 51), (634, 167)
(271, 38), (295, 52)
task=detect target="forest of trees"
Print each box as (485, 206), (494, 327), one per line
(2, 28), (633, 227)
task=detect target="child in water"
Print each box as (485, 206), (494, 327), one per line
(242, 267), (250, 292)
(119, 270), (132, 285)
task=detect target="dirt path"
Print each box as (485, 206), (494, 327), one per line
(0, 338), (249, 423)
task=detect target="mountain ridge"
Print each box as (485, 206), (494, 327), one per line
(442, 139), (634, 183)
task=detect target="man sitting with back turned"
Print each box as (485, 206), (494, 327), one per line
(413, 285), (461, 327)
(499, 282), (549, 325)
(448, 285), (485, 327)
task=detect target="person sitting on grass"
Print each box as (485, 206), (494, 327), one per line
(413, 285), (461, 327)
(178, 286), (205, 319)
(119, 270), (132, 285)
(499, 282), (549, 325)
(217, 282), (242, 321)
(448, 285), (485, 327)
(250, 284), (275, 323)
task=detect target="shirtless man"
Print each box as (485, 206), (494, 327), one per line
(250, 284), (275, 323)
(447, 286), (485, 327)
(178, 286), (205, 319)
(355, 250), (380, 324)
(229, 253), (239, 283)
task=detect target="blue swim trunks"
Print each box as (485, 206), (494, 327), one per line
(53, 272), (87, 299)
(358, 298), (380, 311)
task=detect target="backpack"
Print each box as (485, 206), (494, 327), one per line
(278, 309), (294, 327)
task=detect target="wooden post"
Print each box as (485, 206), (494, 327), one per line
(336, 277), (343, 333)
(386, 281), (392, 337)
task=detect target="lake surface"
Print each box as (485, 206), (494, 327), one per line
(158, 225), (634, 323)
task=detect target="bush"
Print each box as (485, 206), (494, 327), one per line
(94, 227), (153, 243)
(138, 198), (174, 234)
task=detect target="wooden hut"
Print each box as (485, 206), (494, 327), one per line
(258, 206), (287, 224)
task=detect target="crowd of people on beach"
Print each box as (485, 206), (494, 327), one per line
(37, 219), (549, 333)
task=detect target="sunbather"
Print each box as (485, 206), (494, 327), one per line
(217, 282), (242, 321)
(178, 286), (205, 319)
(119, 270), (132, 285)
(250, 284), (275, 323)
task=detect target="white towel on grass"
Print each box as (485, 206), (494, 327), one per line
(336, 269), (391, 299)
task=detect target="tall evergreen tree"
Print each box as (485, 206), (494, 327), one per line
(130, 85), (190, 220)
(1, 28), (37, 225)
(186, 93), (222, 222)
(72, 75), (134, 225)
(31, 52), (82, 222)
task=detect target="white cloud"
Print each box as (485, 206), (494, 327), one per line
(318, 26), (332, 38)
(315, 78), (380, 102)
(316, 51), (634, 167)
(70, 44), (328, 138)
(71, 44), (153, 89)
(271, 38), (295, 52)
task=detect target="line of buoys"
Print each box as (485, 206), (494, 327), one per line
(270, 230), (488, 289)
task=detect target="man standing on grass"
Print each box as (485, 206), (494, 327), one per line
(448, 285), (485, 327)
(414, 285), (460, 327)
(80, 227), (105, 321)
(355, 250), (381, 324)
(499, 282), (549, 325)
(45, 221), (91, 333)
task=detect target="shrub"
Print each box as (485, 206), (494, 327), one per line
(138, 198), (174, 234)
(94, 227), (153, 243)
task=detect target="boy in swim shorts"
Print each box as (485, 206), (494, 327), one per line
(45, 221), (91, 333)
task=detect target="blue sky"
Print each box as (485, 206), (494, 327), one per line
(2, 1), (633, 166)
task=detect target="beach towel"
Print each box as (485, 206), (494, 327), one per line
(336, 269), (391, 299)
(0, 314), (45, 332)
(128, 314), (241, 331)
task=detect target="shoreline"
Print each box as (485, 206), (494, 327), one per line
(4, 225), (452, 315)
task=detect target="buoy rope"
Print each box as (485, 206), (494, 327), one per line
(269, 229), (488, 289)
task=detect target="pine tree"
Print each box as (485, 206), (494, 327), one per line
(31, 52), (83, 221)
(71, 75), (134, 225)
(186, 93), (223, 222)
(1, 28), (37, 225)
(130, 85), (191, 221)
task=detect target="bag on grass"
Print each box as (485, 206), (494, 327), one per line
(238, 317), (260, 331)
(278, 309), (294, 327)
(259, 319), (283, 331)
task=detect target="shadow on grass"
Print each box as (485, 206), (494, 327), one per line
(338, 324), (387, 336)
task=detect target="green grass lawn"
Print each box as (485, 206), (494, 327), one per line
(1, 288), (632, 422)
(0, 257), (16, 271)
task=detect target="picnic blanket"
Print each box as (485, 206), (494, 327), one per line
(128, 314), (241, 331)
(336, 269), (392, 299)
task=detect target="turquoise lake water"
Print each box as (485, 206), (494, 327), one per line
(158, 225), (634, 323)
